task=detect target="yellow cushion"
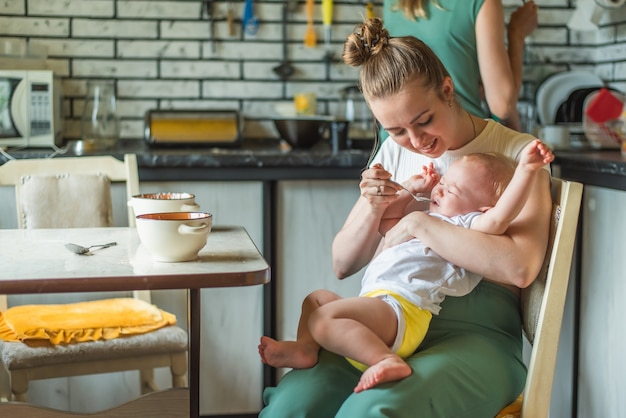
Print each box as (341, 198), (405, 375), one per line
(0, 298), (176, 346)
(495, 394), (523, 418)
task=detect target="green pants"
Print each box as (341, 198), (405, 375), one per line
(260, 281), (525, 418)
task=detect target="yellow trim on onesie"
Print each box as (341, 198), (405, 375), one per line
(346, 290), (432, 371)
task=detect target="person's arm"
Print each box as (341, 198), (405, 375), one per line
(332, 165), (401, 278)
(382, 169), (552, 288)
(379, 164), (439, 235)
(476, 0), (537, 130)
(471, 139), (553, 234)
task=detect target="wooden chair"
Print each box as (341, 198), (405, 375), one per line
(0, 154), (188, 403)
(496, 177), (583, 418)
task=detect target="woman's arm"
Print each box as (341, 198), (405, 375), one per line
(476, 0), (537, 130)
(383, 170), (552, 288)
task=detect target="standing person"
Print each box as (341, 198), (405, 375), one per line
(258, 141), (553, 394)
(383, 0), (538, 131)
(260, 18), (553, 418)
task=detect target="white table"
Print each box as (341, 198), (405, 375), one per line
(0, 225), (270, 418)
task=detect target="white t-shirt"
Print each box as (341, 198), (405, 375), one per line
(371, 119), (542, 183)
(359, 211), (483, 315)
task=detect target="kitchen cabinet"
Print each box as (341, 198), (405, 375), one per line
(276, 180), (362, 354)
(577, 185), (626, 417)
(141, 180), (265, 416)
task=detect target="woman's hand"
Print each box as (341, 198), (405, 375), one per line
(360, 163), (403, 208)
(508, 1), (538, 42)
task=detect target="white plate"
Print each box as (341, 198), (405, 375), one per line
(535, 71), (603, 125)
(583, 90), (625, 149)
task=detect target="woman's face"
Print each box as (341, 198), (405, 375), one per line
(368, 77), (458, 158)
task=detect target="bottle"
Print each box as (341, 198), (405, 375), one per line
(81, 80), (120, 150)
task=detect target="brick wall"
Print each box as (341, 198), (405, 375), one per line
(0, 0), (625, 142)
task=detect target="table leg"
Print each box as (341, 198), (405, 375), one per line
(189, 288), (201, 418)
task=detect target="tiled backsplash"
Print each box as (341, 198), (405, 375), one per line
(0, 0), (625, 142)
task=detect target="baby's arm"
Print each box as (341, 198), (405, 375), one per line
(471, 139), (554, 234)
(379, 164), (439, 235)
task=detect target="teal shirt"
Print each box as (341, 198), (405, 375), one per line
(380, 0), (487, 140)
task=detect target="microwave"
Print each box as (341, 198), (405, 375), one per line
(0, 70), (63, 148)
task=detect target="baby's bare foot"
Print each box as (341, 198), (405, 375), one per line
(258, 336), (319, 369)
(353, 355), (412, 392)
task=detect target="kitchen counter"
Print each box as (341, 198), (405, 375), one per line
(552, 149), (626, 191)
(0, 139), (373, 181)
(2, 141), (624, 187)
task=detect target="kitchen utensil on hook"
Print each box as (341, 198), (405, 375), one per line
(65, 242), (117, 255)
(273, 1), (296, 80)
(242, 0), (259, 35)
(304, 0), (316, 47)
(200, 0), (217, 53)
(227, 1), (235, 36)
(322, 0), (333, 62)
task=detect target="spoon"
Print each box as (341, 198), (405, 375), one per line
(65, 242), (117, 255)
(390, 180), (433, 203)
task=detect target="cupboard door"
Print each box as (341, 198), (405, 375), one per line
(276, 180), (362, 346)
(578, 186), (626, 417)
(142, 181), (264, 415)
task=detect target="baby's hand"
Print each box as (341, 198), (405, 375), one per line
(404, 163), (440, 194)
(519, 139), (554, 172)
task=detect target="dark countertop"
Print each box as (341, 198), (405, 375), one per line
(553, 149), (626, 191)
(2, 139), (625, 189)
(0, 139), (373, 182)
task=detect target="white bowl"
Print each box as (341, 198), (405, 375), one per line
(129, 192), (200, 217)
(136, 212), (212, 262)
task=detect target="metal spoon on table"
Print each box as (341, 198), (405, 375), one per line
(65, 242), (117, 255)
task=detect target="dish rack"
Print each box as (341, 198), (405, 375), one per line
(583, 88), (626, 149)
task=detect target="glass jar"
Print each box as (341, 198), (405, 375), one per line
(80, 80), (120, 150)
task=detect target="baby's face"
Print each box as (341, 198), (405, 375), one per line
(428, 158), (494, 217)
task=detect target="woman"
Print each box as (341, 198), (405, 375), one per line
(260, 18), (552, 417)
(384, 0), (538, 131)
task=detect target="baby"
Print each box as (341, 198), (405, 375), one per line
(259, 139), (554, 392)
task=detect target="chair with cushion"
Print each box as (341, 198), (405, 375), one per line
(0, 154), (188, 403)
(495, 177), (583, 418)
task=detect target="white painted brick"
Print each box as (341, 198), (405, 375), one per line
(1, 0), (623, 142)
(202, 81), (283, 99)
(28, 0), (114, 17)
(530, 28), (568, 45)
(44, 58), (70, 76)
(160, 21), (211, 39)
(207, 41), (281, 60)
(243, 62), (286, 80)
(116, 99), (158, 118)
(618, 23), (626, 42)
(540, 10), (574, 26)
(73, 19), (157, 38)
(595, 43), (626, 62)
(30, 38), (114, 57)
(0, 1), (25, 14)
(73, 59), (158, 78)
(158, 99), (240, 110)
(0, 17), (69, 36)
(160, 60), (241, 79)
(615, 61), (626, 79)
(117, 40), (200, 58)
(286, 82), (348, 100)
(594, 63), (615, 80)
(118, 0), (199, 19)
(118, 80), (200, 98)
